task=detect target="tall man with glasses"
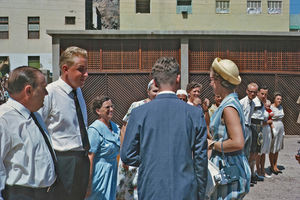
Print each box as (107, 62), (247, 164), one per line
(240, 82), (258, 186)
(39, 46), (90, 200)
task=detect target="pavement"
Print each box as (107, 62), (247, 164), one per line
(244, 135), (300, 200)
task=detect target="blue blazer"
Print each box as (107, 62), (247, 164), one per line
(121, 93), (208, 200)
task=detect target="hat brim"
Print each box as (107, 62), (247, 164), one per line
(212, 58), (241, 85)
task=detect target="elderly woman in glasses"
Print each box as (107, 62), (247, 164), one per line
(86, 96), (120, 200)
(207, 58), (251, 200)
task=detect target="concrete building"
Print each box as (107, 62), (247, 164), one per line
(120, 0), (289, 32)
(0, 0), (88, 72)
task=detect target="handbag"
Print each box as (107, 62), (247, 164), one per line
(213, 141), (239, 186)
(206, 160), (219, 197)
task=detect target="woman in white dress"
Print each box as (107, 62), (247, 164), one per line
(259, 100), (273, 177)
(269, 93), (284, 175)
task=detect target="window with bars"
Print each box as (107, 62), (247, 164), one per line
(65, 16), (76, 25)
(247, 0), (262, 14)
(216, 1), (230, 14)
(176, 0), (192, 14)
(28, 17), (40, 39)
(268, 1), (282, 14)
(28, 56), (40, 68)
(0, 17), (8, 39)
(136, 0), (150, 13)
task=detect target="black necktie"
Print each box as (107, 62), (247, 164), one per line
(30, 112), (57, 169)
(73, 89), (90, 152)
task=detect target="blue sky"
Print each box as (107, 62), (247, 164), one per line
(290, 0), (300, 14)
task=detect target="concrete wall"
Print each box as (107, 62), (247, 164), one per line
(0, 0), (86, 71)
(120, 0), (289, 32)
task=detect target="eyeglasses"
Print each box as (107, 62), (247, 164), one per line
(247, 90), (257, 94)
(104, 105), (115, 109)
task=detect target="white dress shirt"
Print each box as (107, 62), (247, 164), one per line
(38, 78), (87, 151)
(0, 98), (56, 196)
(240, 96), (255, 125)
(251, 96), (265, 121)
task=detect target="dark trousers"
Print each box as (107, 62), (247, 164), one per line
(53, 151), (90, 200)
(2, 184), (53, 200)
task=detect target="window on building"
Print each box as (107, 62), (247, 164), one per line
(65, 16), (76, 25)
(0, 17), (8, 39)
(28, 17), (40, 39)
(176, 0), (192, 14)
(247, 0), (262, 14)
(136, 0), (150, 13)
(268, 1), (282, 14)
(216, 0), (230, 14)
(28, 56), (40, 68)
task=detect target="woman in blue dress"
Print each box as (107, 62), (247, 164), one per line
(86, 96), (120, 200)
(207, 58), (251, 200)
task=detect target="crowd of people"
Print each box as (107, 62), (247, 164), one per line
(0, 46), (293, 200)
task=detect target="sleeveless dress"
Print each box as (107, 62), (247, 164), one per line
(270, 105), (285, 153)
(209, 93), (251, 200)
(87, 120), (120, 200)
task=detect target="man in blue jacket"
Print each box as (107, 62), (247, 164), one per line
(121, 57), (208, 200)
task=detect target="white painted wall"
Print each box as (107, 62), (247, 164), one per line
(0, 0), (86, 72)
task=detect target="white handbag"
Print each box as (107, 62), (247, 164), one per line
(206, 160), (219, 197)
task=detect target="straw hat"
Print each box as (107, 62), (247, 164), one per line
(211, 57), (241, 85)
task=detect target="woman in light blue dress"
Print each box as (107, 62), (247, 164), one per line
(86, 96), (120, 200)
(207, 58), (251, 200)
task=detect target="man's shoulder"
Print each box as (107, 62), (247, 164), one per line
(46, 80), (60, 92)
(240, 96), (248, 102)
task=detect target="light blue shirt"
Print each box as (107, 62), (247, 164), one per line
(38, 77), (88, 151)
(0, 98), (56, 198)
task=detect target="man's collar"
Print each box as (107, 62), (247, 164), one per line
(58, 77), (76, 94)
(157, 91), (175, 96)
(7, 98), (31, 119)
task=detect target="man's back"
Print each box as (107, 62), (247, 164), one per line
(121, 93), (207, 200)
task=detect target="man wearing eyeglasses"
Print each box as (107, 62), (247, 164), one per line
(240, 82), (258, 186)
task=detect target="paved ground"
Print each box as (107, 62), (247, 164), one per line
(244, 135), (300, 200)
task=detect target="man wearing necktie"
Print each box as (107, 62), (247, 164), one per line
(240, 82), (258, 186)
(38, 46), (90, 200)
(0, 66), (56, 200)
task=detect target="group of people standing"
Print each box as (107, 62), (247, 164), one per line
(240, 83), (285, 187)
(0, 45), (286, 200)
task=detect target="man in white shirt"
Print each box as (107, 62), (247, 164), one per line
(0, 66), (56, 200)
(250, 85), (268, 184)
(39, 46), (90, 200)
(240, 83), (258, 186)
(240, 83), (258, 159)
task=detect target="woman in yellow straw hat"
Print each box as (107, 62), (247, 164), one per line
(207, 58), (251, 199)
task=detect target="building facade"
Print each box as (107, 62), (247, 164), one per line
(120, 0), (289, 32)
(0, 0), (86, 72)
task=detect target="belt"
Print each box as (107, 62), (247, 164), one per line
(251, 118), (263, 125)
(5, 184), (53, 193)
(55, 150), (88, 157)
(213, 150), (243, 157)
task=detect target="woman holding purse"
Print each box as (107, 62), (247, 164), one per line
(207, 58), (251, 200)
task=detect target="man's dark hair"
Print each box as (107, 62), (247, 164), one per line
(186, 81), (202, 94)
(6, 66), (41, 95)
(152, 57), (179, 87)
(258, 85), (268, 91)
